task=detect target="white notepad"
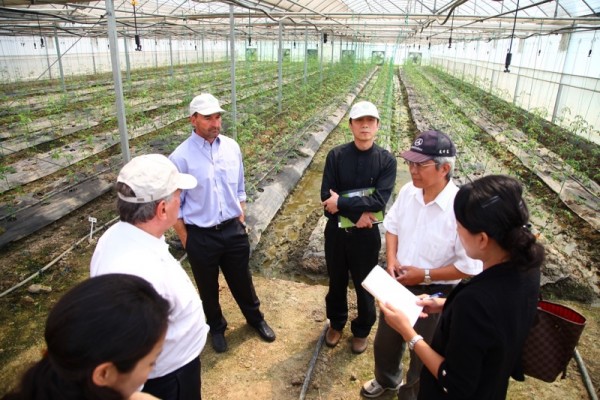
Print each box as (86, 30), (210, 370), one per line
(361, 265), (423, 327)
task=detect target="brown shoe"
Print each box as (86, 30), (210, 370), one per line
(351, 336), (368, 354)
(325, 327), (342, 347)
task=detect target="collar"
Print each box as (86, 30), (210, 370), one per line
(411, 180), (457, 210)
(351, 141), (375, 153)
(190, 130), (220, 148)
(120, 221), (167, 248)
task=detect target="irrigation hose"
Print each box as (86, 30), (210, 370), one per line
(0, 216), (120, 299)
(299, 322), (328, 400)
(574, 347), (598, 400)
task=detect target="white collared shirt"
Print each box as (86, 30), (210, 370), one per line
(91, 221), (209, 378)
(383, 181), (482, 284)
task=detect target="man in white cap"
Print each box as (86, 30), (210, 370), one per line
(320, 100), (397, 354)
(360, 130), (481, 399)
(169, 93), (275, 354)
(91, 154), (209, 400)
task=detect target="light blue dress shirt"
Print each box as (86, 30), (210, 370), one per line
(169, 131), (246, 228)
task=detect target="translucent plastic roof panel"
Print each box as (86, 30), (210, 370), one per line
(0, 0), (598, 42)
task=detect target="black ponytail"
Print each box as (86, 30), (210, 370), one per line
(454, 175), (544, 270)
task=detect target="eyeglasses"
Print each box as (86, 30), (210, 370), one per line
(404, 161), (437, 169)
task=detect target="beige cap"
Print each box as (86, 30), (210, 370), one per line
(117, 154), (197, 203)
(349, 101), (380, 120)
(189, 93), (225, 116)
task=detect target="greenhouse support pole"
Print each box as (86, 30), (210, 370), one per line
(552, 30), (576, 124)
(154, 38), (158, 68)
(53, 28), (66, 93)
(320, 32), (324, 83)
(201, 30), (205, 64)
(91, 41), (97, 75)
(303, 26), (308, 85)
(123, 36), (131, 84)
(168, 37), (174, 77)
(229, 5), (237, 139)
(277, 21), (283, 113)
(44, 39), (52, 80)
(513, 68), (522, 105)
(105, 0), (131, 163)
(331, 35), (334, 65)
(473, 41), (480, 85)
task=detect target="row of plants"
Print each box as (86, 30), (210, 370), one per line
(425, 66), (600, 184)
(0, 60), (328, 193)
(0, 59), (375, 246)
(0, 61), (300, 137)
(416, 66), (599, 233)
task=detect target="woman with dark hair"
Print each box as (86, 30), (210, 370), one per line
(379, 175), (544, 399)
(3, 274), (170, 400)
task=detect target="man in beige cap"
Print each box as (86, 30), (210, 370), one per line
(169, 93), (276, 354)
(91, 153), (209, 400)
(320, 100), (397, 354)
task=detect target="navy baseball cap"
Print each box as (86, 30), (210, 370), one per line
(401, 130), (456, 163)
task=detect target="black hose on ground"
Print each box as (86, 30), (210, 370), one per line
(574, 347), (598, 400)
(299, 322), (328, 400)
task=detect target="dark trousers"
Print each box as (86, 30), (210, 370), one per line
(185, 220), (262, 334)
(373, 284), (454, 400)
(324, 218), (381, 338)
(142, 357), (201, 400)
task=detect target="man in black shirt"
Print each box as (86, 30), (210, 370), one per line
(321, 101), (397, 354)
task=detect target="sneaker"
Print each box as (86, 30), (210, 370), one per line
(360, 379), (401, 398)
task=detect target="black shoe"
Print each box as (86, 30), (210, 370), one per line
(211, 333), (228, 353)
(252, 320), (276, 342)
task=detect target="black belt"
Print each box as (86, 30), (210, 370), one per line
(190, 218), (237, 231)
(405, 284), (455, 296)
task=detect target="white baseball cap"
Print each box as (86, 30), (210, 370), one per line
(189, 93), (225, 116)
(117, 154), (197, 203)
(349, 101), (380, 120)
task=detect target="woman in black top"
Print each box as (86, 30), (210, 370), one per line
(380, 175), (544, 399)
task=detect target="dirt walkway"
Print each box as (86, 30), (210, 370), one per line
(200, 273), (599, 400)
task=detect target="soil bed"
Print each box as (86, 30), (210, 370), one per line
(0, 65), (598, 399)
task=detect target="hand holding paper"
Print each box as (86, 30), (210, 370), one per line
(361, 265), (423, 327)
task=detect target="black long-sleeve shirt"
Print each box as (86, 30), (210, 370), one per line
(321, 141), (397, 224)
(419, 261), (540, 400)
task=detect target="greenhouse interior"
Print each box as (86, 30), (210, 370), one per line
(0, 0), (599, 398)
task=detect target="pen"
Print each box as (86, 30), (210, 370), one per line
(426, 292), (443, 299)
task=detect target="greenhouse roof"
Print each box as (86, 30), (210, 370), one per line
(0, 0), (599, 44)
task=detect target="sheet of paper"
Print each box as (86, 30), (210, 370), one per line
(361, 265), (423, 327)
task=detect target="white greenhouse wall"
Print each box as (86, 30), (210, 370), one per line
(420, 31), (600, 143)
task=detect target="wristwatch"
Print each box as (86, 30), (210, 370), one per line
(408, 334), (424, 350)
(424, 269), (432, 284)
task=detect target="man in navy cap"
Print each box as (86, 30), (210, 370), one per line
(361, 130), (482, 399)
